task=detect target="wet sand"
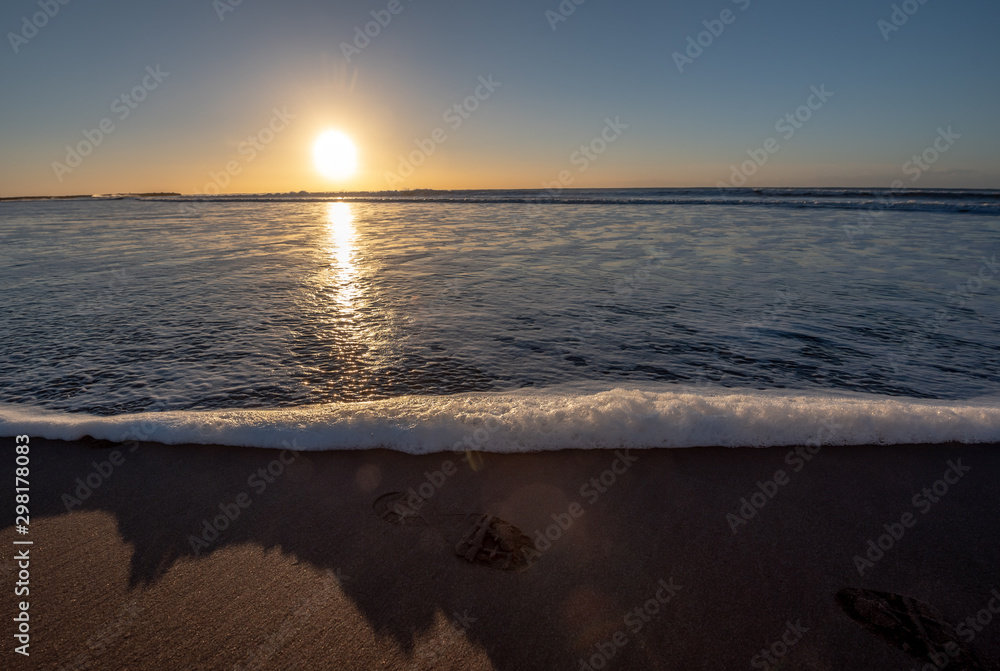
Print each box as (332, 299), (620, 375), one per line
(3, 438), (999, 670)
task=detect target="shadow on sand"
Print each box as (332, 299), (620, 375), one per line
(11, 438), (1000, 669)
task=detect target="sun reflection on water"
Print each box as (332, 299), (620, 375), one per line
(305, 200), (401, 397)
(325, 201), (359, 311)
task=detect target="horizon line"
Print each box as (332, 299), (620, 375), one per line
(4, 184), (1000, 201)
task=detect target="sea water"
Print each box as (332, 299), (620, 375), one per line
(1, 188), (998, 451)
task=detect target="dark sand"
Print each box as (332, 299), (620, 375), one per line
(3, 438), (999, 670)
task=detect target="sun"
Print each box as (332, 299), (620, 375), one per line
(313, 130), (358, 180)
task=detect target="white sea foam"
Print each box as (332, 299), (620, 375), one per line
(2, 385), (999, 453)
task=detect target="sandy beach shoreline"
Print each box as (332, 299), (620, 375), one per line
(3, 438), (999, 670)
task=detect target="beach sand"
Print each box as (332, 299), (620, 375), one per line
(3, 438), (999, 670)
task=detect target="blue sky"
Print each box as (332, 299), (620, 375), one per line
(1, 0), (997, 195)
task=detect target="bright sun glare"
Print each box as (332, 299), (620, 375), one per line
(313, 130), (358, 180)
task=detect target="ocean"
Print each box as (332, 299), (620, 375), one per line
(2, 187), (999, 452)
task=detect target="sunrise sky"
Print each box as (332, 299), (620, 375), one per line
(1, 0), (998, 197)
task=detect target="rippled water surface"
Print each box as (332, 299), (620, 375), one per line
(2, 190), (999, 415)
